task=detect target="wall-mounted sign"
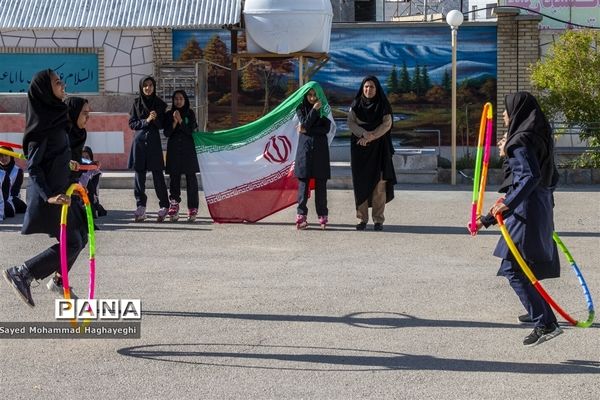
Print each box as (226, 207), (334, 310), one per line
(0, 53), (99, 93)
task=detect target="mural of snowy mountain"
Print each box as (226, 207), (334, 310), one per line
(311, 25), (496, 95)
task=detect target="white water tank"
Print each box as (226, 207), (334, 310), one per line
(243, 0), (333, 54)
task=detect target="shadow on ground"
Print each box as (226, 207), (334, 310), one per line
(117, 342), (600, 373)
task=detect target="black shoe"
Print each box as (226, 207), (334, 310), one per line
(356, 222), (367, 231)
(374, 223), (383, 231)
(518, 314), (533, 323)
(3, 266), (35, 307)
(523, 323), (563, 346)
(97, 204), (107, 217)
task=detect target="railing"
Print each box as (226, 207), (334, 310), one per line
(392, 129), (441, 156)
(156, 61), (208, 131)
(550, 121), (599, 154)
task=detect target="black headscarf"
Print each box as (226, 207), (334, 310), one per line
(168, 89), (197, 130)
(171, 90), (190, 113)
(297, 89), (316, 118)
(504, 92), (556, 187)
(65, 96), (88, 161)
(82, 145), (94, 162)
(23, 69), (68, 157)
(350, 75), (393, 130)
(0, 146), (15, 171)
(1, 146), (16, 205)
(134, 76), (167, 118)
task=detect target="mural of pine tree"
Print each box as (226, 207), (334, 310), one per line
(204, 35), (231, 93)
(442, 69), (451, 93)
(387, 65), (399, 94)
(398, 61), (411, 94)
(422, 65), (432, 92)
(241, 62), (262, 94)
(179, 38), (203, 61)
(412, 64), (423, 96)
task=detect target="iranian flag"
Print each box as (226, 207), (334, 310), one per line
(193, 81), (336, 223)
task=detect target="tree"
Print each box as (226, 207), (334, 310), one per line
(285, 78), (298, 97)
(179, 38), (203, 61)
(203, 35), (231, 93)
(259, 59), (295, 114)
(425, 85), (446, 104)
(387, 65), (399, 94)
(441, 68), (451, 93)
(241, 59), (294, 114)
(411, 64), (422, 96)
(531, 29), (600, 167)
(241, 61), (262, 94)
(237, 31), (248, 52)
(398, 61), (411, 94)
(479, 78), (496, 102)
(421, 65), (432, 93)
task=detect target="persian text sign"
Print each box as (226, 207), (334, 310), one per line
(505, 1), (600, 29)
(0, 53), (98, 93)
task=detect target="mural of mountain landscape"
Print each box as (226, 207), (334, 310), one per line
(173, 25), (497, 145)
(313, 26), (496, 97)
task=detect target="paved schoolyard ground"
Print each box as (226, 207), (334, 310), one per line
(1, 186), (599, 399)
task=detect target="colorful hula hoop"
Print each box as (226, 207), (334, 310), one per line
(0, 146), (26, 160)
(1, 141), (99, 166)
(496, 214), (595, 327)
(0, 140), (23, 149)
(77, 164), (100, 171)
(60, 183), (96, 327)
(469, 102), (494, 236)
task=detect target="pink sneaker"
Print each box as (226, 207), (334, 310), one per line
(167, 201), (180, 221)
(187, 208), (198, 222)
(318, 215), (328, 230)
(296, 214), (308, 230)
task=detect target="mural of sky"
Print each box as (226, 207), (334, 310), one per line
(173, 25), (497, 96)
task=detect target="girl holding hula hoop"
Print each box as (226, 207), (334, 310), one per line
(472, 92), (562, 346)
(2, 69), (88, 307)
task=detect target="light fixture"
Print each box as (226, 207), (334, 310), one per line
(446, 9), (464, 28)
(446, 10), (464, 185)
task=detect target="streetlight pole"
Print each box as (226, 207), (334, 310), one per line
(446, 10), (464, 185)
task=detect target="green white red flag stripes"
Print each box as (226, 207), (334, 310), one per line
(193, 81), (336, 223)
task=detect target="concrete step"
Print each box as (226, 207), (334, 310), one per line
(21, 164), (441, 190)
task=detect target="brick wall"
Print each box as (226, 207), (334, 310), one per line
(151, 28), (173, 77)
(496, 8), (542, 138)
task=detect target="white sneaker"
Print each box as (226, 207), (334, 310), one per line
(47, 276), (78, 300)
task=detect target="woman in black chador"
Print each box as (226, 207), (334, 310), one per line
(80, 146), (107, 219)
(3, 69), (88, 307)
(347, 75), (397, 231)
(475, 91), (562, 346)
(65, 96), (90, 181)
(128, 76), (169, 222)
(164, 89), (200, 222)
(0, 146), (27, 220)
(294, 87), (332, 229)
